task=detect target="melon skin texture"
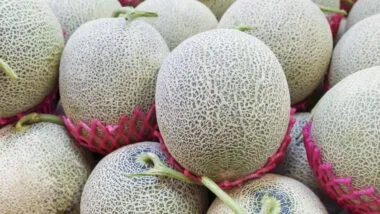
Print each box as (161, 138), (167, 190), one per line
(312, 66), (380, 193)
(136, 0), (218, 50)
(59, 18), (170, 124)
(0, 0), (64, 118)
(275, 113), (319, 191)
(218, 0), (333, 104)
(207, 173), (327, 214)
(80, 141), (209, 214)
(198, 0), (236, 20)
(0, 122), (93, 214)
(155, 29), (290, 182)
(312, 0), (340, 8)
(49, 0), (121, 42)
(346, 0), (380, 29)
(328, 14), (380, 87)
(335, 17), (347, 43)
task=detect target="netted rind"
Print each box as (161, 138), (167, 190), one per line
(62, 105), (158, 155)
(156, 109), (295, 190)
(0, 88), (59, 128)
(303, 123), (380, 213)
(346, 0), (380, 29)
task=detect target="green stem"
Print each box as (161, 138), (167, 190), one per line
(15, 113), (64, 132)
(129, 152), (247, 214)
(233, 25), (256, 32)
(319, 5), (347, 15)
(112, 7), (158, 20)
(259, 195), (281, 214)
(0, 58), (17, 80)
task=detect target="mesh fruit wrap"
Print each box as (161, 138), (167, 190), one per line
(62, 104), (158, 155)
(119, 0), (141, 7)
(0, 88), (59, 128)
(303, 122), (380, 213)
(156, 108), (296, 190)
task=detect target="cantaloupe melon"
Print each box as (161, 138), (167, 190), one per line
(0, 122), (93, 213)
(49, 0), (121, 42)
(312, 0), (340, 9)
(207, 173), (327, 214)
(336, 17), (347, 43)
(0, 0), (64, 118)
(59, 17), (169, 124)
(275, 113), (319, 191)
(155, 29), (290, 182)
(198, 0), (236, 20)
(312, 66), (380, 193)
(346, 0), (380, 29)
(328, 14), (380, 86)
(80, 141), (209, 214)
(136, 0), (218, 50)
(218, 0), (333, 104)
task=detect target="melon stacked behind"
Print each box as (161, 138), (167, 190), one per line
(346, 0), (380, 29)
(198, 0), (236, 19)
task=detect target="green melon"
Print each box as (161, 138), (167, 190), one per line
(136, 0), (218, 50)
(346, 0), (380, 29)
(80, 141), (209, 214)
(198, 0), (236, 20)
(0, 0), (64, 118)
(0, 122), (93, 213)
(155, 29), (290, 182)
(312, 66), (380, 193)
(207, 173), (327, 214)
(49, 0), (121, 42)
(328, 14), (380, 86)
(218, 0), (333, 104)
(59, 17), (170, 124)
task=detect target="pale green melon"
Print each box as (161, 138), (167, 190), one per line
(328, 14), (380, 86)
(218, 0), (333, 104)
(346, 0), (380, 29)
(136, 0), (218, 50)
(0, 0), (64, 118)
(207, 173), (327, 214)
(312, 66), (380, 193)
(198, 0), (236, 19)
(59, 18), (169, 124)
(80, 141), (209, 214)
(0, 122), (93, 213)
(155, 29), (290, 182)
(49, 0), (121, 42)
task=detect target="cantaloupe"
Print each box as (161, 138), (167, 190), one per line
(0, 0), (64, 118)
(207, 173), (327, 214)
(59, 16), (170, 124)
(198, 0), (236, 20)
(328, 14), (380, 87)
(80, 141), (209, 214)
(312, 0), (340, 9)
(312, 66), (380, 193)
(336, 17), (347, 43)
(346, 0), (380, 29)
(0, 122), (93, 213)
(155, 29), (290, 182)
(49, 0), (121, 42)
(218, 0), (333, 104)
(275, 113), (319, 191)
(136, 0), (218, 50)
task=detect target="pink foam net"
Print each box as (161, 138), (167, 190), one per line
(155, 108), (296, 190)
(303, 122), (380, 213)
(62, 104), (158, 155)
(119, 0), (141, 7)
(0, 88), (59, 128)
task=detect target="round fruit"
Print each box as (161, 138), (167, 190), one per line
(81, 141), (209, 214)
(155, 29), (290, 182)
(336, 17), (347, 42)
(0, 122), (93, 213)
(275, 113), (319, 191)
(207, 173), (327, 214)
(136, 0), (218, 50)
(346, 0), (380, 29)
(312, 0), (340, 10)
(0, 0), (64, 118)
(218, 0), (333, 104)
(49, 0), (121, 42)
(328, 14), (380, 87)
(199, 0), (236, 20)
(312, 66), (380, 193)
(59, 17), (169, 124)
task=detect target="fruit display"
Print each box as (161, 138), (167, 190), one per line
(0, 0), (378, 213)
